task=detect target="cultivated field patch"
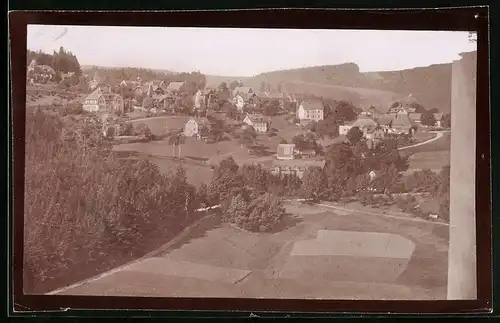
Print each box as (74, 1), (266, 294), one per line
(408, 150), (450, 171)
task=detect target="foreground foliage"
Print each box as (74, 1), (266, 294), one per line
(24, 108), (199, 293)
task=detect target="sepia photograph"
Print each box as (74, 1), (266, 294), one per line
(20, 22), (481, 305)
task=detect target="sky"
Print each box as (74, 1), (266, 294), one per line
(27, 25), (476, 77)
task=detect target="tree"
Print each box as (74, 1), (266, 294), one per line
(238, 127), (257, 151)
(227, 193), (285, 232)
(239, 164), (269, 194)
(410, 102), (427, 113)
(420, 110), (437, 127)
(304, 120), (317, 132)
(260, 81), (267, 92)
(301, 166), (327, 201)
(371, 163), (401, 193)
(332, 101), (357, 123)
(292, 133), (317, 151)
(323, 142), (363, 200)
(279, 139), (288, 144)
(315, 117), (339, 139)
(263, 101), (279, 116)
(168, 133), (185, 158)
(346, 126), (363, 145)
(364, 138), (409, 173)
(218, 82), (228, 91)
(229, 80), (240, 90)
(196, 183), (209, 208)
(208, 157), (243, 204)
(442, 113), (451, 128)
(134, 123), (152, 139)
(225, 104), (239, 120)
(224, 194), (250, 225)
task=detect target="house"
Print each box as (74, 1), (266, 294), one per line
(377, 110), (414, 135)
(194, 89), (204, 110)
(232, 86), (254, 96)
(296, 148), (317, 159)
(202, 88), (217, 107)
(351, 115), (378, 136)
(339, 125), (354, 136)
(256, 92), (286, 109)
(154, 94), (177, 113)
(243, 114), (269, 133)
(183, 117), (210, 137)
(408, 113), (422, 125)
(296, 101), (324, 122)
(277, 144), (295, 160)
(366, 106), (383, 120)
(133, 82), (165, 99)
(232, 92), (259, 112)
(166, 81), (190, 94)
(433, 113), (444, 127)
(338, 115), (377, 137)
(270, 159), (326, 179)
(82, 88), (124, 114)
(366, 126), (385, 149)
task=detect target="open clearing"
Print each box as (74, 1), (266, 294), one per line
(58, 201), (448, 300)
(403, 132), (451, 155)
(407, 150), (450, 171)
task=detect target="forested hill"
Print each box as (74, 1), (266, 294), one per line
(206, 61), (455, 113)
(27, 47), (82, 77)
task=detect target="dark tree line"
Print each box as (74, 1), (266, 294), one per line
(28, 47), (82, 78)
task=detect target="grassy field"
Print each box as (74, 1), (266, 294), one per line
(402, 132), (451, 171)
(403, 132), (451, 155)
(412, 130), (437, 143)
(135, 155), (214, 187)
(60, 201), (449, 300)
(407, 151), (450, 171)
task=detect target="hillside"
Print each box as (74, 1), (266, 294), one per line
(207, 61), (454, 113)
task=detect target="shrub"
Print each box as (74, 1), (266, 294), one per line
(24, 108), (201, 293)
(222, 192), (285, 232)
(117, 122), (134, 136)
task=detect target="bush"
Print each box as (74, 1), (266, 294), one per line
(24, 108), (201, 293)
(223, 192), (285, 232)
(60, 102), (84, 117)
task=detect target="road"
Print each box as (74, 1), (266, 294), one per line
(398, 131), (444, 151)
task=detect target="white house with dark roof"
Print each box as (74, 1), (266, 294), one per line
(83, 88), (124, 114)
(232, 92), (259, 112)
(297, 101), (324, 122)
(243, 114), (269, 133)
(183, 117), (210, 137)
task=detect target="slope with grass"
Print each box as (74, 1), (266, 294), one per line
(55, 200), (448, 300)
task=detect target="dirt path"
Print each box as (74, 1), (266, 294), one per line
(398, 131), (444, 151)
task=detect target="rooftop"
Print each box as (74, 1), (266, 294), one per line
(300, 101), (324, 111)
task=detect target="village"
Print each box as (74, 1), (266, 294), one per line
(24, 37), (461, 300)
(73, 70), (448, 188)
